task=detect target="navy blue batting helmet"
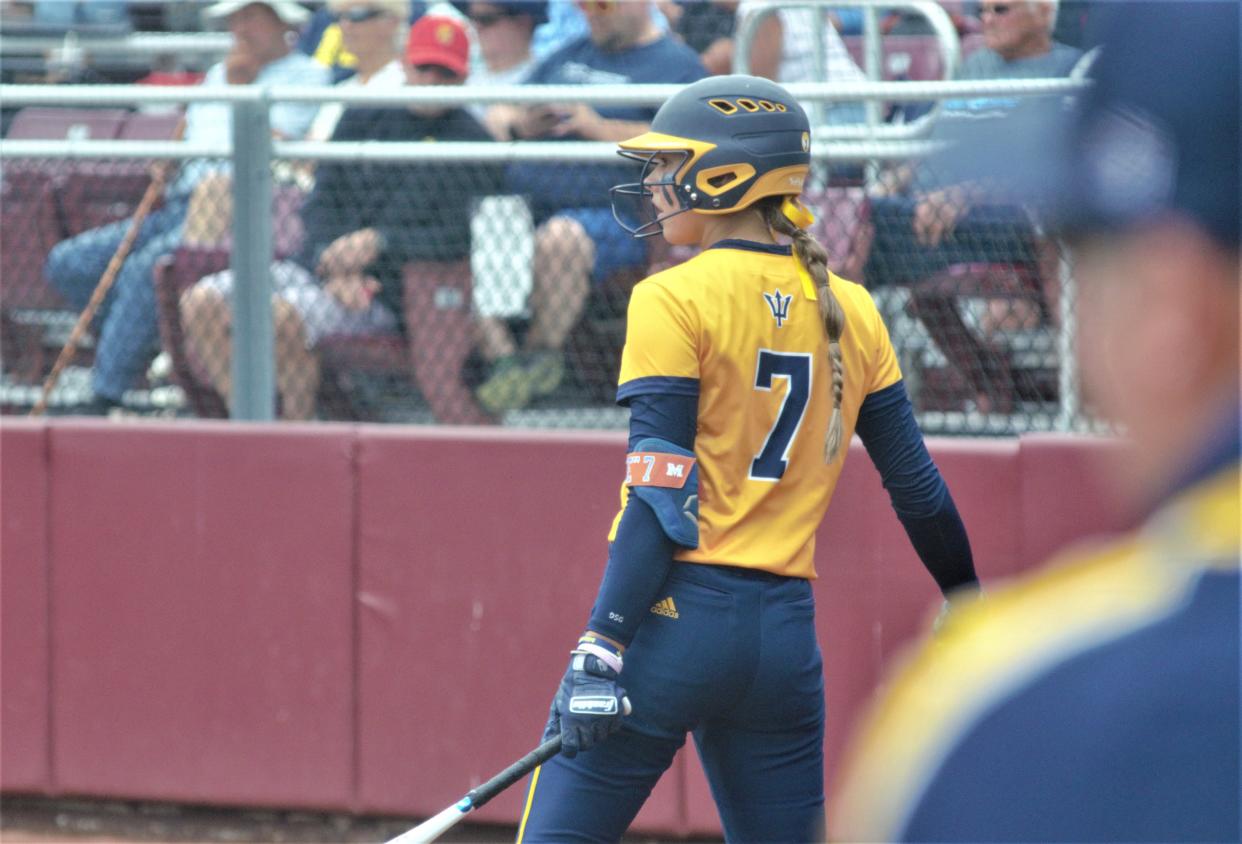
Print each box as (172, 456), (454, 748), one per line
(611, 75), (811, 238)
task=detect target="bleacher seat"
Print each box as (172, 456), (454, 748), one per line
(56, 110), (183, 237)
(118, 111), (182, 140)
(0, 107), (131, 387)
(152, 246), (231, 419)
(3, 106), (128, 141)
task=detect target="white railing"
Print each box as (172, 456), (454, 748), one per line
(0, 77), (1089, 428)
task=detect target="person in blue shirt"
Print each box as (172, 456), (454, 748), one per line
(472, 0), (705, 417)
(834, 3), (1239, 840)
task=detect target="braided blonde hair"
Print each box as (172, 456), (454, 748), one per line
(761, 197), (846, 463)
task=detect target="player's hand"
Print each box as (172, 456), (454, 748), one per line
(933, 584), (984, 633)
(544, 650), (628, 758)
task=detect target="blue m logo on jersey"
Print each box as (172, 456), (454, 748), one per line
(763, 289), (793, 327)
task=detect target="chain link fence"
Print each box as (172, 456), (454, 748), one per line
(0, 76), (1088, 435)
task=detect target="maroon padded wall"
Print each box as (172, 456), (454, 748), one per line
(44, 421), (357, 808)
(352, 427), (685, 831)
(0, 419), (1134, 837)
(1, 423), (50, 791)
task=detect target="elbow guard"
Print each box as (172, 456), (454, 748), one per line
(624, 437), (699, 548)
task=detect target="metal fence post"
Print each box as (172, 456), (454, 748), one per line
(229, 97), (275, 421)
(1056, 246), (1079, 431)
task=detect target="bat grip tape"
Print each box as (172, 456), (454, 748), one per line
(463, 735), (562, 810)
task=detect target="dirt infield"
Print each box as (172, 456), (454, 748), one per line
(0, 797), (714, 844)
(0, 796), (515, 844)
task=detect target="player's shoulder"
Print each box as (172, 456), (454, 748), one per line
(826, 270), (884, 321)
(636, 250), (722, 295)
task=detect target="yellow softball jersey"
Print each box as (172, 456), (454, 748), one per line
(615, 241), (902, 579)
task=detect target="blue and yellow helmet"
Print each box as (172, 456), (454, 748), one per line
(611, 75), (811, 238)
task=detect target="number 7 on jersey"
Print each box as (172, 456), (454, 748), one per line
(750, 350), (812, 481)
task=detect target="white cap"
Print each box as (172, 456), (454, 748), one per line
(203, 1), (311, 27)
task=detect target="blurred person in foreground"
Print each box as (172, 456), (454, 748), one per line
(41, 0), (328, 416)
(832, 3), (1239, 841)
(180, 15), (496, 420)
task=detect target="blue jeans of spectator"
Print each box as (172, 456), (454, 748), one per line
(862, 195), (1037, 288)
(550, 207), (648, 284)
(44, 195), (189, 402)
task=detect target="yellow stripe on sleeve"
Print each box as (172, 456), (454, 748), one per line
(831, 534), (1198, 840)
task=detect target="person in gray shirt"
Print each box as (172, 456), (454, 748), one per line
(861, 0), (1082, 413)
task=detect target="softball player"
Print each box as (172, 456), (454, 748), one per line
(518, 75), (980, 843)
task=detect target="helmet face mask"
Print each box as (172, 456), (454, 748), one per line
(611, 75), (812, 240)
(611, 148), (694, 239)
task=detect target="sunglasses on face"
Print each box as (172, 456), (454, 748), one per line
(412, 63), (459, 81)
(336, 6), (386, 24)
(469, 12), (505, 27)
(980, 3), (1012, 16)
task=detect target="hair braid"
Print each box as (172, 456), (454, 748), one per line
(762, 199), (847, 463)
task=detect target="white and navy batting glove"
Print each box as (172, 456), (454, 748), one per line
(544, 634), (628, 758)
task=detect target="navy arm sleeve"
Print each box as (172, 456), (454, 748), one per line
(585, 392), (697, 646)
(855, 381), (979, 595)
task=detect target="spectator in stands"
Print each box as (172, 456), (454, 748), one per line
(529, 0), (669, 61)
(300, 0), (427, 81)
(180, 15), (498, 421)
(41, 0), (328, 417)
(667, 0), (736, 75)
(861, 0), (1081, 413)
(461, 0), (547, 138)
(471, 0), (705, 416)
(307, 0), (411, 143)
(736, 0), (867, 125)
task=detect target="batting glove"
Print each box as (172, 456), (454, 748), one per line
(544, 635), (628, 758)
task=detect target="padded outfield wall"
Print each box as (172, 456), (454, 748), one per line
(0, 420), (1130, 836)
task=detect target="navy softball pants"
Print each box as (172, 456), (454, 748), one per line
(517, 562), (826, 843)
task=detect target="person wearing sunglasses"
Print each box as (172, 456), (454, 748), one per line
(300, 0), (423, 82)
(303, 0), (411, 144)
(459, 1), (548, 136)
(860, 0), (1083, 415)
(471, 0), (706, 418)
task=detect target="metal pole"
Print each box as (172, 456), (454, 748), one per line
(229, 99), (275, 421)
(1055, 244), (1078, 431)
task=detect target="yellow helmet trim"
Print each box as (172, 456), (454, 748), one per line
(617, 131), (717, 184)
(690, 164), (810, 215)
(695, 162), (757, 197)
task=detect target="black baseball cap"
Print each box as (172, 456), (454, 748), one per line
(951, 1), (1239, 251)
